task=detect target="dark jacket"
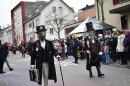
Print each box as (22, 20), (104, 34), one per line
(86, 38), (101, 70)
(123, 34), (130, 46)
(27, 42), (34, 56)
(31, 39), (57, 85)
(0, 45), (6, 60)
(70, 39), (78, 49)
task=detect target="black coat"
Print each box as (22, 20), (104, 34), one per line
(86, 38), (101, 70)
(31, 39), (57, 84)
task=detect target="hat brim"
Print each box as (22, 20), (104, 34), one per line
(35, 29), (47, 33)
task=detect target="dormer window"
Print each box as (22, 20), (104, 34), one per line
(52, 6), (56, 12)
(59, 7), (62, 12)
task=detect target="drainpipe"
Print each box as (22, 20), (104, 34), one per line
(97, 0), (100, 20)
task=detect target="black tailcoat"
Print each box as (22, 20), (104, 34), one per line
(31, 39), (57, 85)
(86, 38), (101, 70)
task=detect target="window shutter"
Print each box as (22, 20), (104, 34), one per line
(113, 0), (119, 5)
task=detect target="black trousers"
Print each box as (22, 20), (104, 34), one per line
(118, 52), (127, 64)
(0, 59), (4, 71)
(80, 52), (84, 59)
(72, 48), (78, 62)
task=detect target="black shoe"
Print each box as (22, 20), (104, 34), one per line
(10, 68), (14, 71)
(73, 62), (76, 63)
(75, 62), (78, 64)
(98, 73), (105, 77)
(0, 71), (6, 74)
(90, 74), (93, 78)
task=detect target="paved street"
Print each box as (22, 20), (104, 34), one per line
(0, 51), (130, 86)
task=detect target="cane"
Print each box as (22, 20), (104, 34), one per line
(58, 60), (65, 86)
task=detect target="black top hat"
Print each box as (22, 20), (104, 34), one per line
(86, 22), (94, 31)
(36, 25), (47, 33)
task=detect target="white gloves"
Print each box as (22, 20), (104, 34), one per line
(56, 55), (61, 61)
(30, 65), (36, 69)
(87, 50), (90, 53)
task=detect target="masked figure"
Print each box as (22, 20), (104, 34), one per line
(86, 31), (104, 78)
(30, 25), (57, 86)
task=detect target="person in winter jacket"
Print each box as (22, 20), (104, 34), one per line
(123, 30), (130, 67)
(116, 31), (127, 65)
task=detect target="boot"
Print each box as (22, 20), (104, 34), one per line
(0, 68), (6, 74)
(89, 67), (93, 78)
(96, 66), (104, 77)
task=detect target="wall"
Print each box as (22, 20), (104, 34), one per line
(40, 0), (74, 40)
(78, 7), (96, 22)
(95, 0), (130, 30)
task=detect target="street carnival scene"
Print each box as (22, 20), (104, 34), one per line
(0, 0), (130, 86)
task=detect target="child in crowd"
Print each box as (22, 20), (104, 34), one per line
(104, 38), (111, 64)
(64, 42), (68, 58)
(57, 44), (63, 59)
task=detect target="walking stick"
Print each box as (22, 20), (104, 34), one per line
(58, 60), (65, 86)
(88, 52), (91, 79)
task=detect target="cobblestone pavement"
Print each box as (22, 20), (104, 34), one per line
(0, 51), (130, 86)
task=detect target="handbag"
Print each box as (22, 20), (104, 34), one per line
(29, 69), (39, 82)
(124, 45), (129, 52)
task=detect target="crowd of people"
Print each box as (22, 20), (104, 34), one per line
(52, 29), (130, 67)
(0, 29), (130, 74)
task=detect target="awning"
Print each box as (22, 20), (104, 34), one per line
(69, 17), (116, 34)
(109, 4), (130, 13)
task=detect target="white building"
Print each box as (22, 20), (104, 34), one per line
(6, 26), (13, 43)
(0, 26), (12, 44)
(24, 0), (75, 41)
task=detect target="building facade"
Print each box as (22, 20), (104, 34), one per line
(0, 26), (12, 44)
(24, 0), (74, 41)
(11, 1), (47, 43)
(95, 0), (130, 30)
(78, 4), (96, 22)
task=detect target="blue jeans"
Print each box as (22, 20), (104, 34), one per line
(5, 58), (11, 69)
(67, 46), (71, 55)
(105, 53), (110, 64)
(62, 50), (65, 58)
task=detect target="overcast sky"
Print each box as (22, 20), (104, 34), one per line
(0, 0), (94, 27)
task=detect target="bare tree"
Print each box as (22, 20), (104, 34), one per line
(97, 0), (105, 36)
(45, 10), (76, 39)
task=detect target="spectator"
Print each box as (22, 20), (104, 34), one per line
(4, 42), (14, 71)
(104, 38), (110, 64)
(71, 35), (78, 64)
(57, 44), (62, 59)
(27, 38), (34, 57)
(21, 44), (26, 58)
(64, 42), (68, 58)
(116, 31), (127, 65)
(123, 30), (130, 68)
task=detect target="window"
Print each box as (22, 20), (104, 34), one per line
(26, 25), (28, 30)
(52, 7), (56, 12)
(33, 21), (34, 29)
(120, 0), (129, 3)
(29, 23), (32, 28)
(54, 18), (57, 24)
(121, 15), (128, 29)
(36, 19), (40, 26)
(59, 7), (62, 12)
(50, 28), (53, 34)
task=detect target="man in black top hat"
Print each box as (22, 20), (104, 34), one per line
(30, 25), (57, 86)
(0, 40), (6, 74)
(86, 25), (104, 78)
